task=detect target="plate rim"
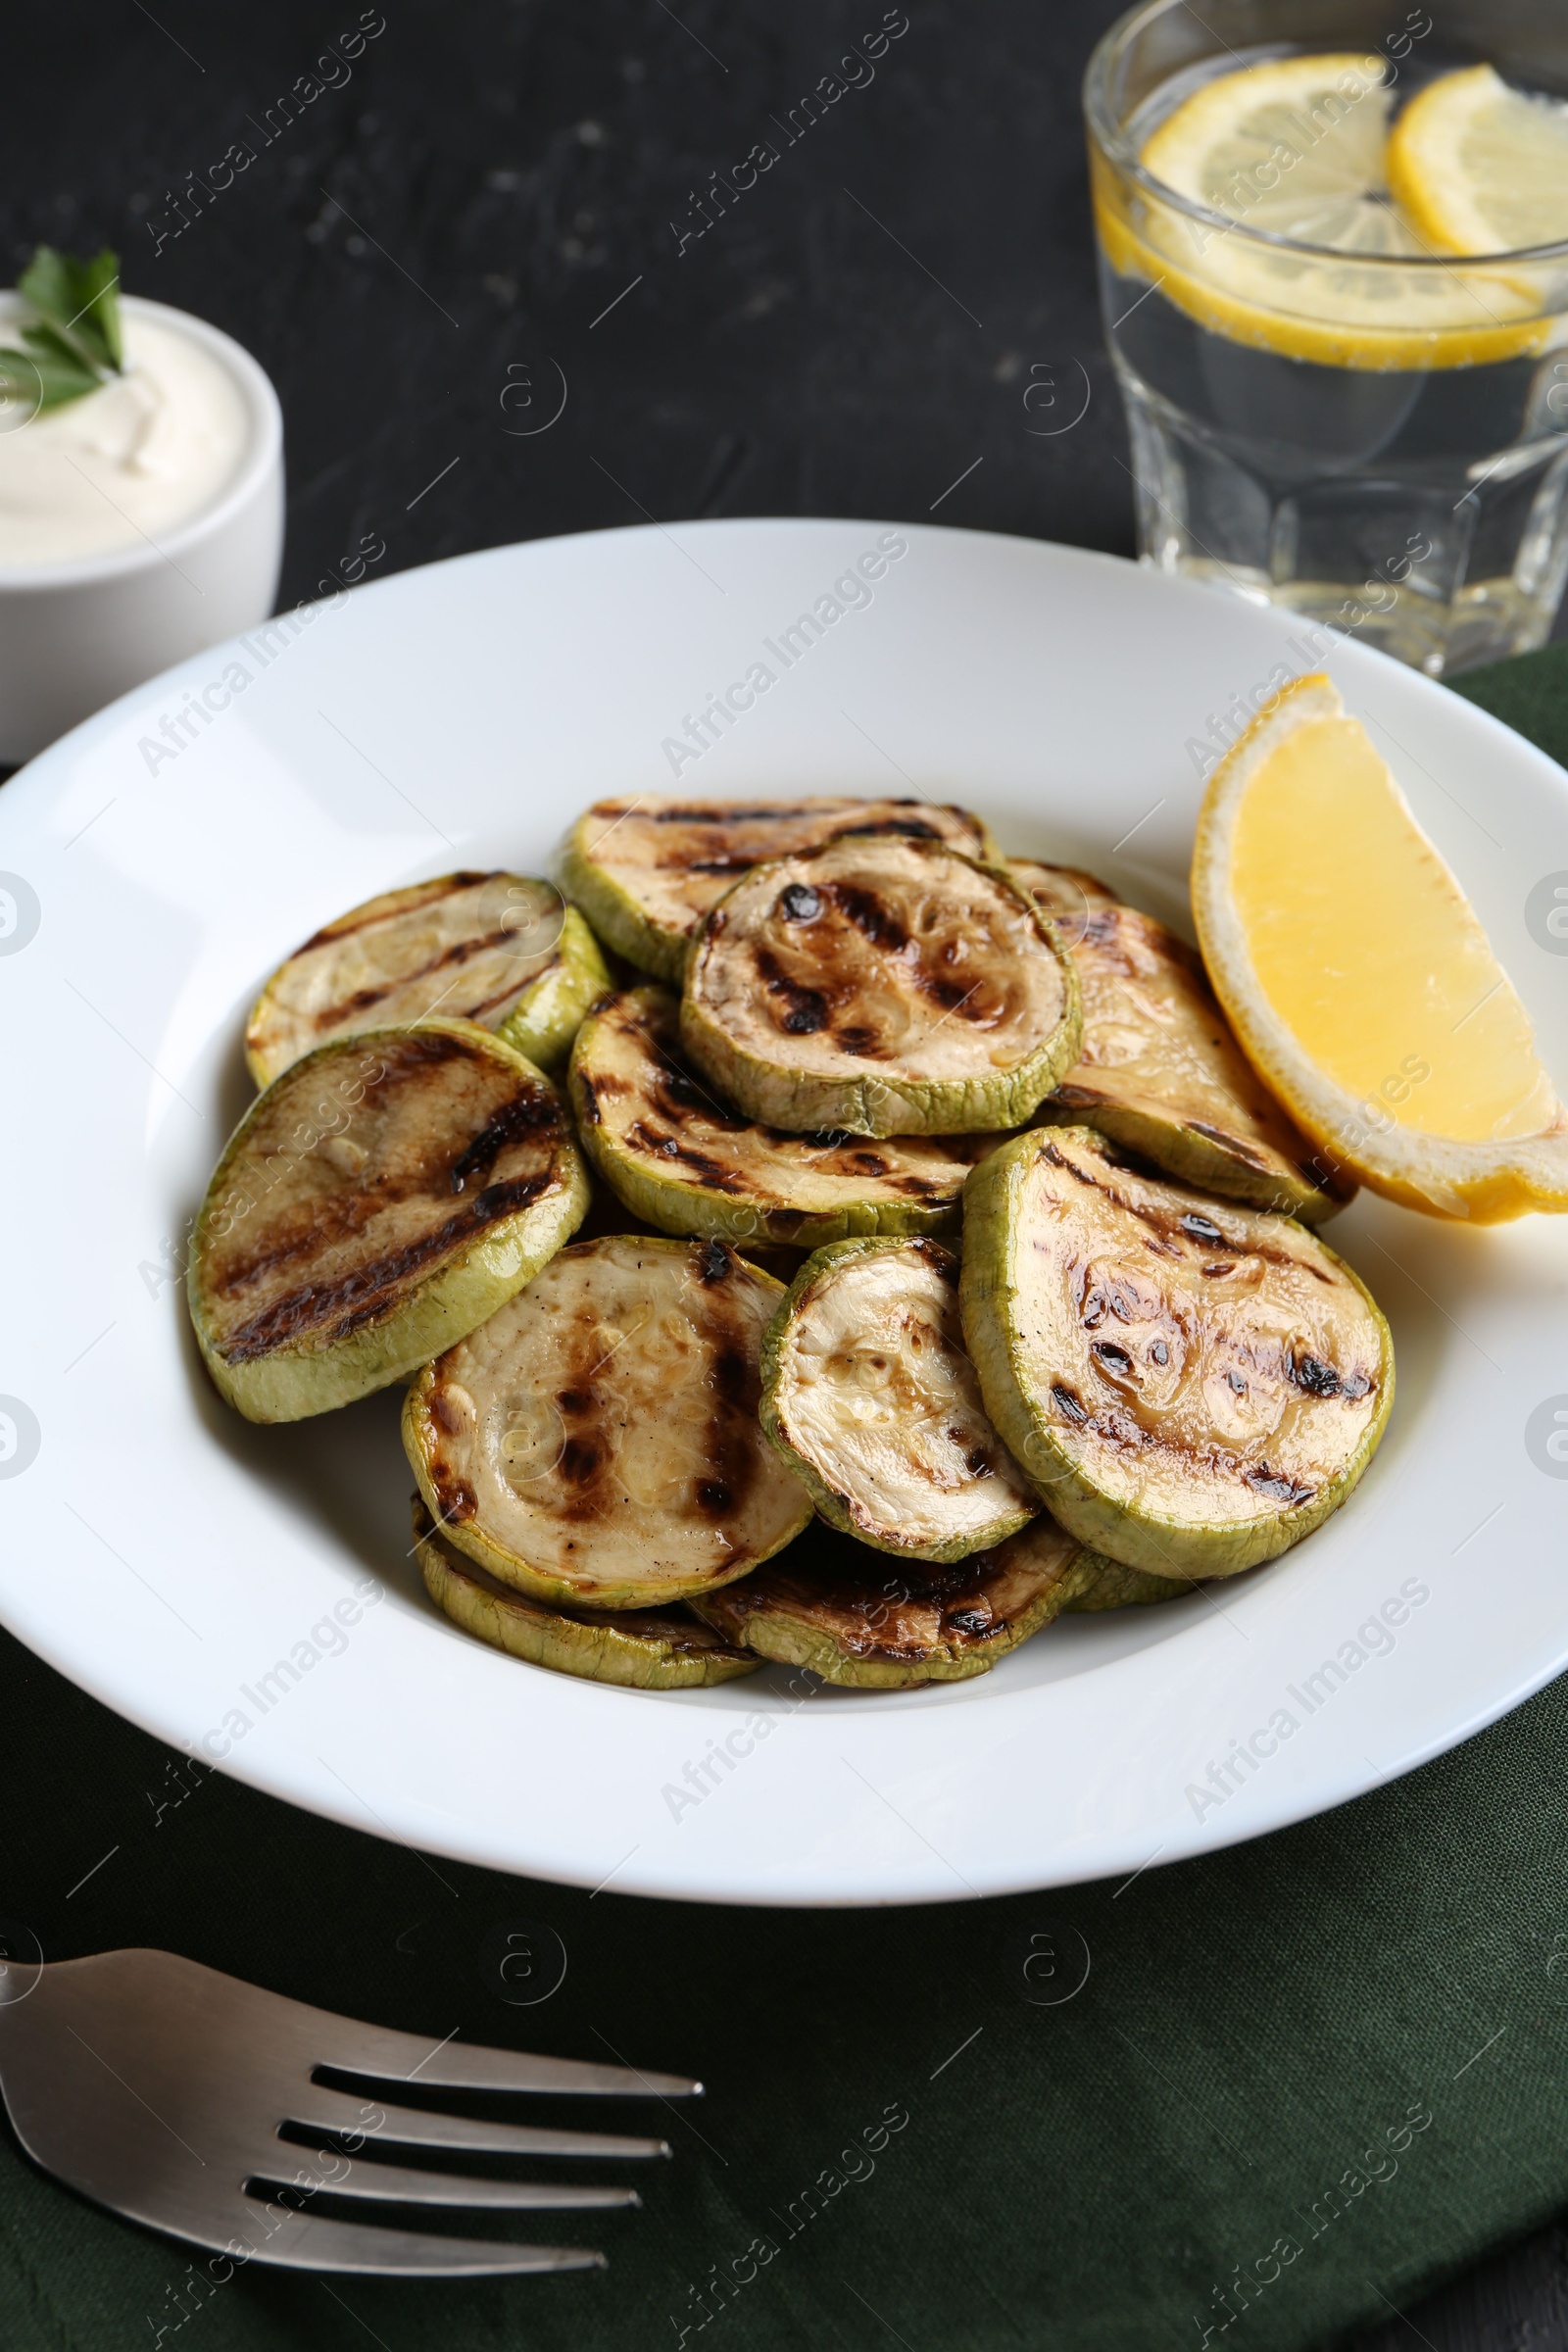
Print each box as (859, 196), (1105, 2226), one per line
(4, 513), (1566, 1908)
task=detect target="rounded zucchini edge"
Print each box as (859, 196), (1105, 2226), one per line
(575, 1118), (967, 1250)
(567, 991), (972, 1250)
(685, 1595), (970, 1690)
(758, 1238), (1039, 1564)
(244, 981), (282, 1090)
(1033, 1096), (1346, 1228)
(495, 905), (612, 1071)
(413, 1497), (760, 1687)
(1063, 1554), (1197, 1610)
(560, 818), (688, 982)
(679, 992), (1081, 1139)
(957, 1128), (1396, 1579)
(189, 1023), (590, 1424)
(402, 1234), (816, 1611)
(690, 1520), (1102, 1689)
(679, 851), (1084, 1139)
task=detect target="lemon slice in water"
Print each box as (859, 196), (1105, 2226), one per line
(1142, 52), (1410, 251)
(1191, 673), (1568, 1222)
(1101, 53), (1548, 368)
(1387, 64), (1568, 255)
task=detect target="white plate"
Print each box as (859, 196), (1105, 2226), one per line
(3, 519), (1566, 1908)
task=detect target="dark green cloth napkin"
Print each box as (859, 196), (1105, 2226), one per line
(4, 647), (1567, 2352)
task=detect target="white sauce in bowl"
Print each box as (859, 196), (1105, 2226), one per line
(0, 310), (253, 567)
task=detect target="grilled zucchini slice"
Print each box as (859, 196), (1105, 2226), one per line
(189, 1022), (588, 1423)
(1013, 860), (1350, 1225)
(691, 1512), (1097, 1689)
(412, 1496), (759, 1687)
(960, 1126), (1394, 1577)
(760, 1238), (1039, 1562)
(403, 1234), (813, 1609)
(1013, 859), (1122, 941)
(244, 872), (610, 1087)
(561, 794), (993, 981)
(681, 837), (1080, 1137)
(570, 986), (996, 1247)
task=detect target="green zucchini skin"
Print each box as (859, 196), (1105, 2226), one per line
(569, 986), (992, 1249)
(412, 1497), (760, 1688)
(560, 794), (996, 983)
(1063, 1556), (1195, 1610)
(690, 1513), (1099, 1689)
(1036, 1095), (1347, 1226)
(495, 904), (612, 1071)
(680, 838), (1083, 1138)
(561, 820), (688, 982)
(188, 1021), (589, 1424)
(958, 1127), (1395, 1578)
(759, 1238), (1040, 1564)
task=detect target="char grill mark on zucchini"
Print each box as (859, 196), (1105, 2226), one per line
(1011, 859), (1352, 1224)
(690, 1512), (1096, 1688)
(760, 1237), (1040, 1561)
(569, 987), (995, 1245)
(214, 1038), (556, 1353)
(681, 838), (1081, 1137)
(189, 1022), (589, 1422)
(403, 1233), (813, 1609)
(245, 874), (609, 1087)
(412, 1497), (760, 1687)
(959, 1126), (1394, 1578)
(560, 795), (993, 980)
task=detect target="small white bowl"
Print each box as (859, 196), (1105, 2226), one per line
(0, 294), (283, 764)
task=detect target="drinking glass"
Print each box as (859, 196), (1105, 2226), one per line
(1084, 0), (1568, 673)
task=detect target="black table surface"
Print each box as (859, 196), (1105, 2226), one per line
(8, 3), (1566, 2341)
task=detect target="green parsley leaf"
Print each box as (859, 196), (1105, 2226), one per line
(0, 331), (101, 414)
(21, 247), (122, 372)
(0, 246), (122, 415)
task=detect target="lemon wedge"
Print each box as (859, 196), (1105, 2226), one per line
(1098, 53), (1549, 368)
(1191, 673), (1568, 1222)
(1388, 65), (1568, 255)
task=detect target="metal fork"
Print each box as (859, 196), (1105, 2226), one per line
(0, 1943), (700, 2276)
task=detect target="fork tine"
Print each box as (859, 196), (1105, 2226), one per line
(235, 2205), (606, 2275)
(291, 2082), (670, 2158)
(313, 2017), (702, 2100)
(252, 2157), (641, 2210)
